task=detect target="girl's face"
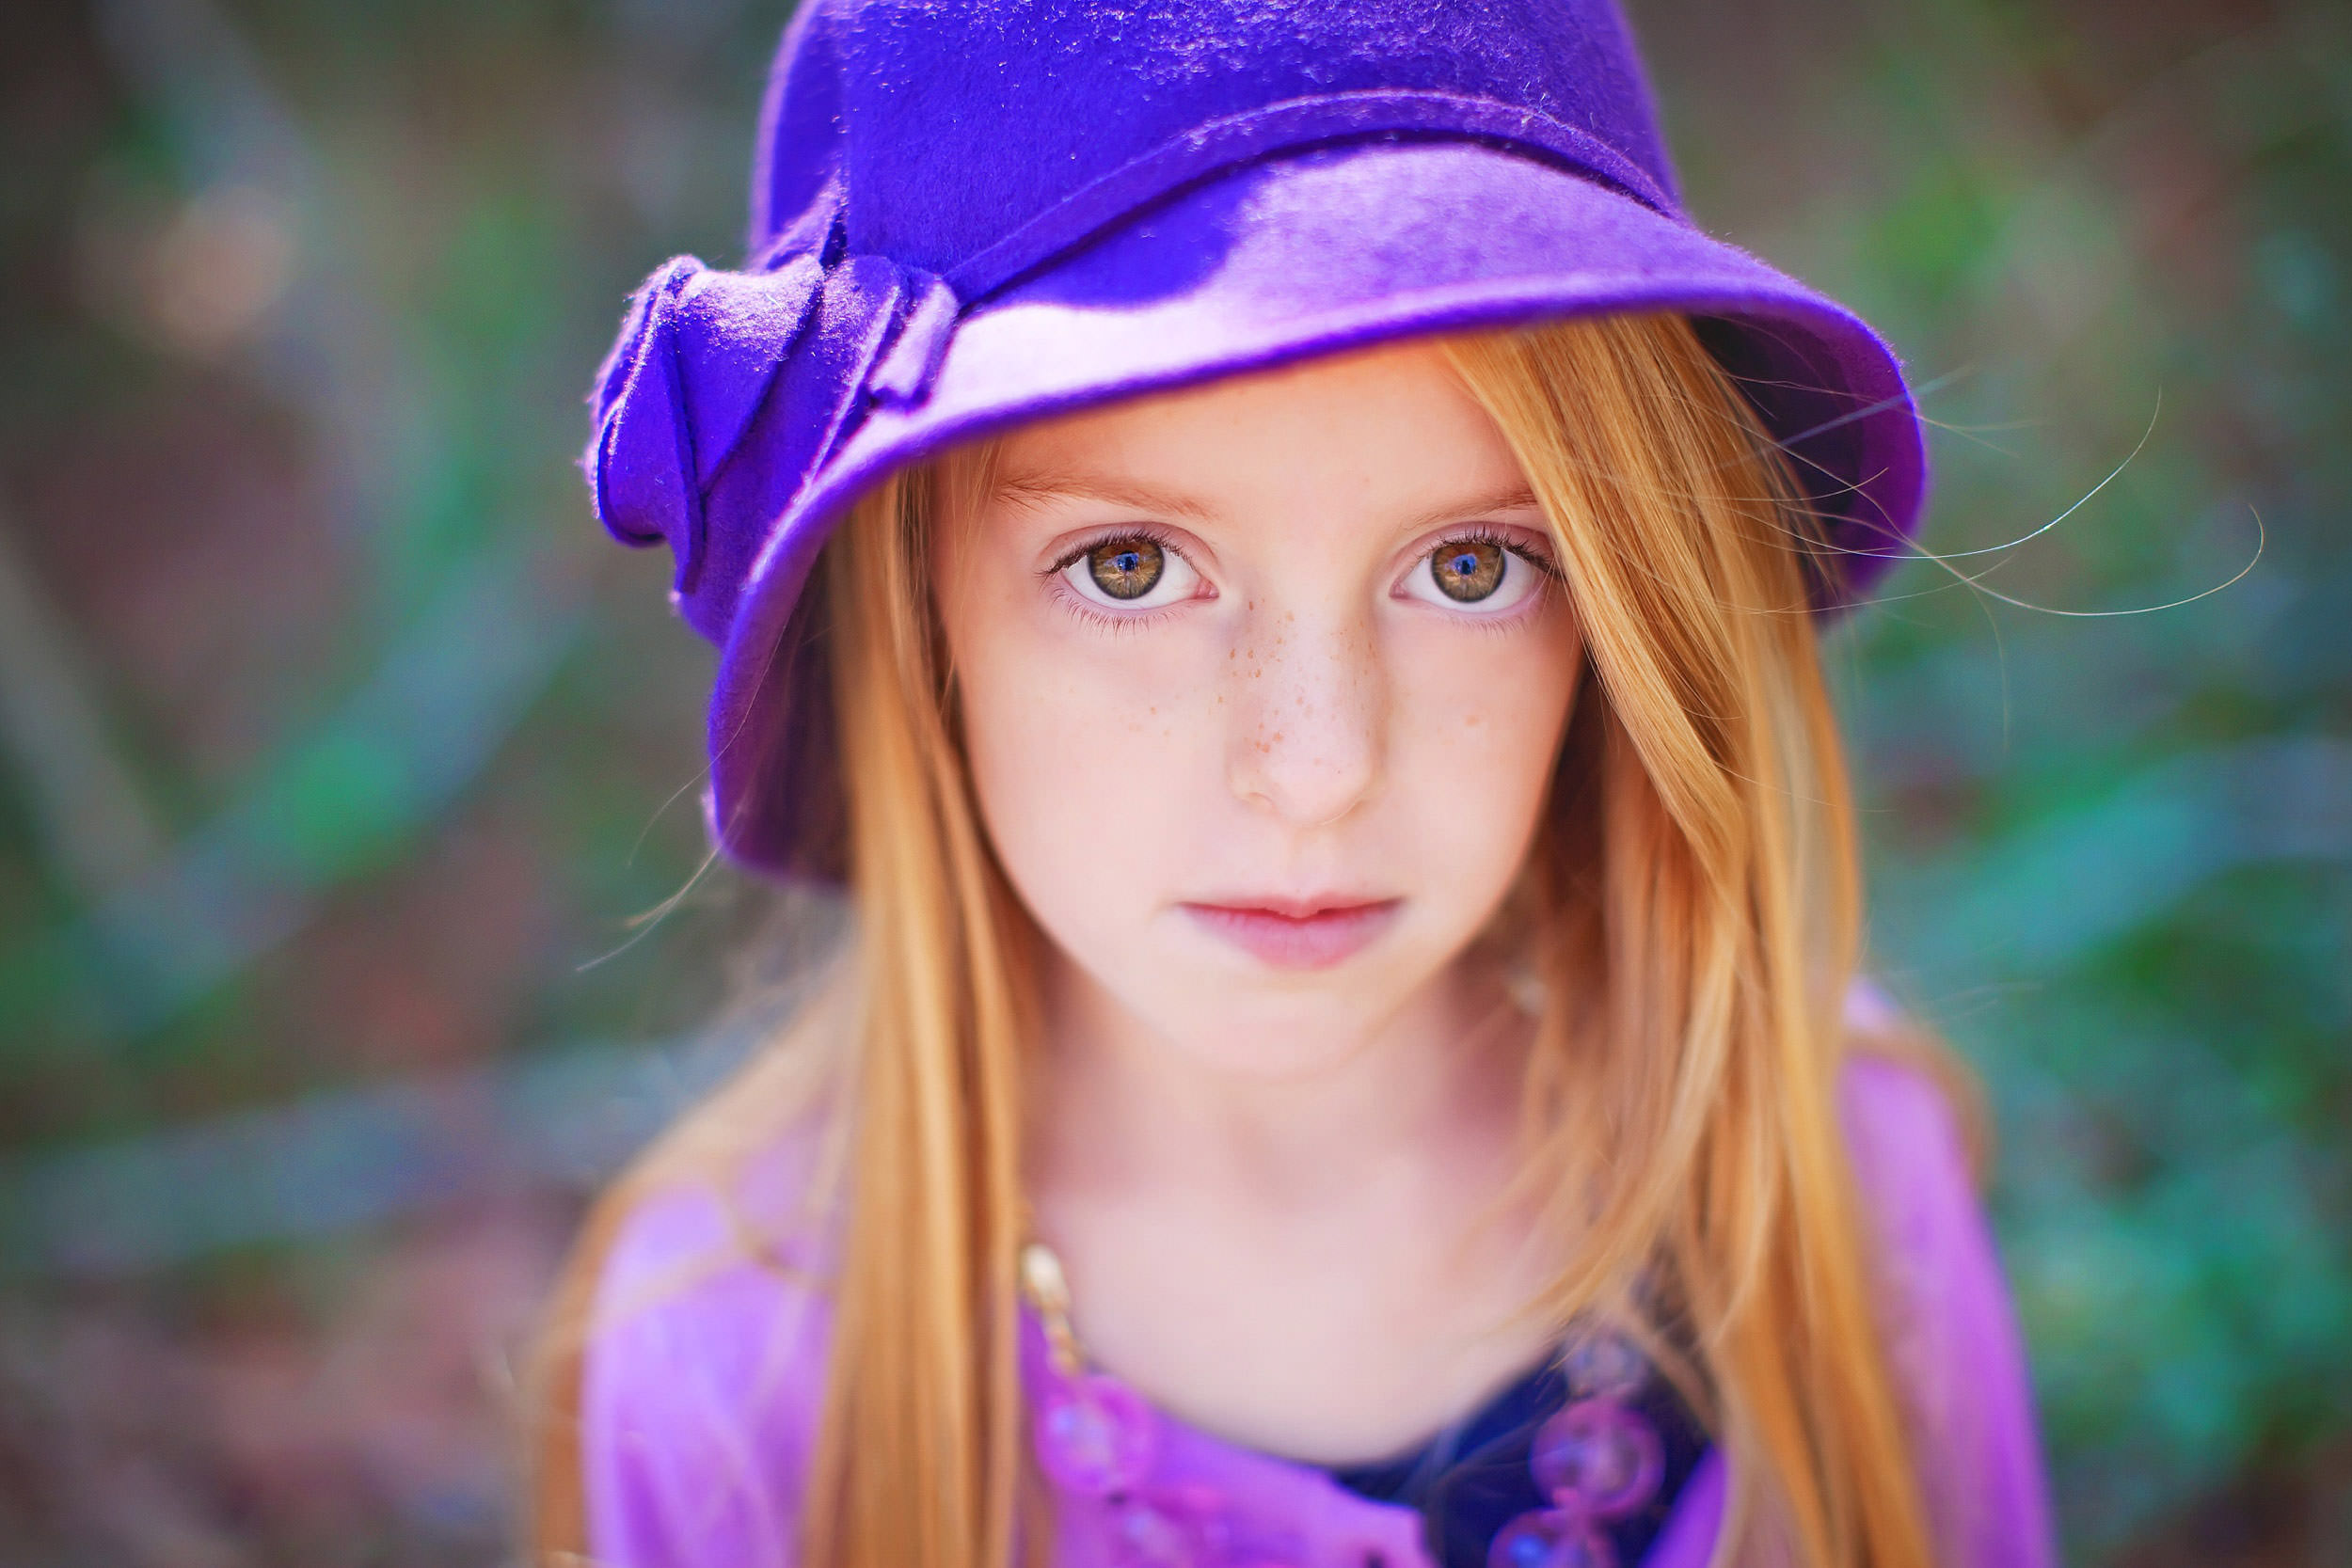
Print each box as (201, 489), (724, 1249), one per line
(935, 341), (1582, 1079)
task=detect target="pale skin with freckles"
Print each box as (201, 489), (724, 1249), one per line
(933, 341), (1584, 1465)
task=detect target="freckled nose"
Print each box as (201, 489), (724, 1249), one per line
(1225, 608), (1384, 827)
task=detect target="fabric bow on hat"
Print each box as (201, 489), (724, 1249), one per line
(585, 234), (959, 642)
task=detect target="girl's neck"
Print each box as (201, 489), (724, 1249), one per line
(1031, 953), (1531, 1212)
(1018, 953), (1564, 1464)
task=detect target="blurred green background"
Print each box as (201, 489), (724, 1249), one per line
(0, 0), (2344, 1562)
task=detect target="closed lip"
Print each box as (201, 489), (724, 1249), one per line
(1176, 896), (1402, 971)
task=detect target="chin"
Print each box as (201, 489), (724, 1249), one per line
(1138, 979), (1425, 1081)
(1168, 1026), (1383, 1083)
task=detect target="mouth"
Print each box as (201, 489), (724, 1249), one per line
(1176, 896), (1402, 971)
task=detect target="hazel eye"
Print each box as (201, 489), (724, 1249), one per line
(1402, 534), (1549, 614)
(1090, 538), (1162, 599)
(1432, 540), (1505, 602)
(1060, 533), (1202, 610)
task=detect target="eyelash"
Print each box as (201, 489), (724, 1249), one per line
(1432, 524), (1560, 576)
(1415, 525), (1562, 624)
(1041, 524), (1200, 631)
(1042, 523), (1188, 578)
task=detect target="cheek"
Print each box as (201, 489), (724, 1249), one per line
(949, 597), (1214, 936)
(1385, 611), (1581, 904)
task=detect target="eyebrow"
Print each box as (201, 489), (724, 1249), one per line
(1400, 483), (1542, 531)
(993, 472), (1543, 531)
(992, 470), (1219, 521)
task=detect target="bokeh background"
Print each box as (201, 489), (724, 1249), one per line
(0, 0), (2344, 1562)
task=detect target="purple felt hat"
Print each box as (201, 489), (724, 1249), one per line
(585, 0), (1928, 881)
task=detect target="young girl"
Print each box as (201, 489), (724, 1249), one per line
(534, 3), (2055, 1566)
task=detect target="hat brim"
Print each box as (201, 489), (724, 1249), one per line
(706, 138), (1927, 878)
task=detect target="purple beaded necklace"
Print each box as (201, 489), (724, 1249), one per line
(1486, 1333), (1667, 1568)
(1018, 1243), (1671, 1568)
(1022, 1243), (1232, 1564)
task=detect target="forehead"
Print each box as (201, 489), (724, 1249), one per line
(987, 339), (1525, 513)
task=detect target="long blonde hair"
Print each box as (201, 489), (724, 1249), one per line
(531, 310), (1947, 1568)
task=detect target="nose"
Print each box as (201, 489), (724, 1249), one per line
(1225, 603), (1384, 828)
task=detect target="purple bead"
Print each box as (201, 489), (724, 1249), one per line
(1487, 1508), (1615, 1568)
(1560, 1332), (1648, 1401)
(1529, 1399), (1664, 1519)
(1034, 1372), (1156, 1496)
(1113, 1497), (1208, 1567)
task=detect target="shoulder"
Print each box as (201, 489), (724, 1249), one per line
(579, 1133), (837, 1568)
(1836, 1046), (2058, 1568)
(1837, 1048), (1983, 1248)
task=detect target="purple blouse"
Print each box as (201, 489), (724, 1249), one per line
(580, 1055), (2056, 1567)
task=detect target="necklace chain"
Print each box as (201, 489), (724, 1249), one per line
(1019, 1240), (1087, 1377)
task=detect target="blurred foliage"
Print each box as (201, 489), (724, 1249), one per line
(0, 0), (2344, 1563)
